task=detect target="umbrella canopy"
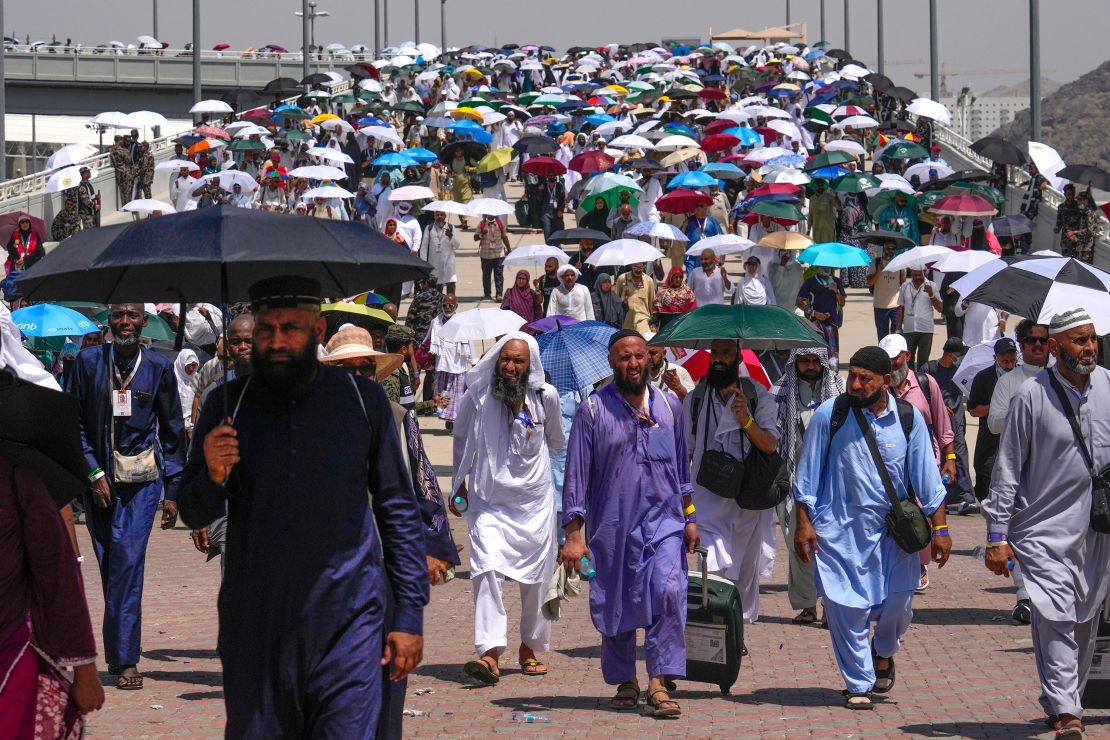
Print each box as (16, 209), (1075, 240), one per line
(467, 198), (515, 217)
(189, 99), (234, 115)
(476, 147), (514, 174)
(830, 172), (880, 193)
(320, 302), (395, 339)
(623, 222), (688, 242)
(748, 200), (804, 222)
(655, 188), (713, 214)
(882, 141), (929, 160)
(584, 239), (665, 267)
(521, 156), (567, 177)
(969, 136), (1027, 166)
(1057, 164), (1110, 191)
(883, 245), (954, 272)
(684, 234), (755, 257)
(757, 231), (813, 250)
(526, 315), (579, 333)
(548, 228), (611, 244)
(535, 320), (618, 392)
(388, 185), (436, 202)
(503, 244), (570, 266)
(122, 198), (177, 215)
(929, 193), (997, 217)
(949, 256), (1110, 332)
(513, 136), (558, 155)
(648, 304), (826, 351)
(804, 150), (856, 171)
(45, 143), (99, 170)
(991, 215), (1037, 238)
(856, 229), (916, 249)
(16, 206), (430, 304)
(569, 151), (616, 174)
(289, 165), (349, 181)
(439, 307), (527, 341)
(906, 98), (952, 125)
(44, 166), (96, 194)
(932, 250), (1000, 275)
(10, 304), (97, 338)
(438, 140), (488, 164)
(0, 212), (48, 245)
(422, 200), (472, 216)
(797, 242), (871, 268)
(667, 171), (718, 190)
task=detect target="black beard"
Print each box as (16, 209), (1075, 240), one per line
(706, 361), (739, 390)
(252, 342), (319, 397)
(847, 389), (883, 408)
(491, 369), (528, 408)
(799, 368), (823, 383)
(613, 366), (647, 396)
(1060, 349), (1097, 376)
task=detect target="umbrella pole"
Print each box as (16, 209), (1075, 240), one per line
(220, 265), (231, 421)
(174, 298), (187, 351)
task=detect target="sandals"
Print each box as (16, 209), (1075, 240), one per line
(518, 658), (548, 677)
(116, 673), (144, 691)
(463, 656), (500, 685)
(610, 681), (640, 711)
(645, 687), (681, 718)
(1055, 718), (1085, 738)
(792, 607), (819, 625)
(843, 690), (874, 710)
(871, 642), (895, 694)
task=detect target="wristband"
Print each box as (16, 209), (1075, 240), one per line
(985, 540), (1008, 548)
(931, 528), (949, 537)
(945, 453), (957, 460)
(683, 503), (696, 517)
(931, 524), (948, 532)
(89, 470), (106, 483)
(87, 467), (103, 480)
(742, 417), (754, 430)
(987, 532), (1007, 543)
(684, 512), (697, 524)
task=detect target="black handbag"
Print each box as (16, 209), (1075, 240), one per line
(737, 444), (789, 511)
(1047, 370), (1110, 534)
(695, 395), (745, 499)
(853, 406), (932, 553)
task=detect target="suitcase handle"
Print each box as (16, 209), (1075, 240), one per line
(695, 546), (708, 609)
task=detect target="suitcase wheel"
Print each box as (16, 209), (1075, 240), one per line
(720, 686), (730, 696)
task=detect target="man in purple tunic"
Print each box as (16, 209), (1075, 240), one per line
(561, 330), (699, 718)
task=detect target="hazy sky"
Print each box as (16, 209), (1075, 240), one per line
(6, 0), (1108, 96)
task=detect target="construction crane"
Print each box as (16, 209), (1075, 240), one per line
(912, 64), (1056, 97)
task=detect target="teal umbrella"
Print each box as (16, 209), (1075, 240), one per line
(797, 242), (872, 268)
(11, 304), (97, 337)
(804, 150), (857, 172)
(749, 200), (804, 222)
(648, 304), (826, 351)
(883, 141), (929, 160)
(831, 172), (881, 193)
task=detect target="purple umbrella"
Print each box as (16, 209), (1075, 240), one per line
(526, 314), (579, 333)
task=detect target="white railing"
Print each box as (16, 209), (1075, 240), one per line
(3, 45), (376, 63)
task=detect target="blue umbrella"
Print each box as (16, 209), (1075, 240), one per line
(526, 314), (579, 333)
(807, 165), (850, 179)
(405, 147), (439, 163)
(724, 126), (764, 147)
(586, 113), (616, 126)
(11, 304), (97, 337)
(536, 320), (617, 393)
(797, 242), (872, 268)
(357, 117), (390, 127)
(700, 162), (743, 179)
(803, 50), (826, 61)
(667, 170), (718, 190)
(765, 154), (807, 168)
(373, 151), (417, 167)
(664, 123), (697, 138)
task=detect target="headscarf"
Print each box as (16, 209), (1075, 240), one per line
(0, 304), (60, 390)
(593, 272), (624, 327)
(383, 217), (405, 243)
(774, 347), (843, 476)
(174, 349), (200, 421)
(501, 269), (536, 320)
(654, 266), (697, 314)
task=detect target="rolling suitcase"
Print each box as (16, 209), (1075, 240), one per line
(683, 547), (743, 695)
(1083, 592), (1110, 708)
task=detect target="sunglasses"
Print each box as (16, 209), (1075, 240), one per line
(1022, 336), (1049, 346)
(340, 363), (376, 377)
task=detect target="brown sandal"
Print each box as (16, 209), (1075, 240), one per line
(646, 687), (681, 718)
(792, 607), (819, 625)
(610, 680), (639, 711)
(116, 673), (144, 690)
(463, 656), (500, 685)
(518, 658), (548, 676)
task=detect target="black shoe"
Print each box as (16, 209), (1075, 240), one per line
(1012, 599), (1032, 624)
(957, 501), (981, 516)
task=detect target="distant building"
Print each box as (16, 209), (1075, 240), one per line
(940, 95), (1029, 142)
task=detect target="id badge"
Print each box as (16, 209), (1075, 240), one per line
(112, 390), (132, 417)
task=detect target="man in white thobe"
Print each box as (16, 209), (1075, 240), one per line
(769, 252), (805, 310)
(688, 249), (732, 307)
(956, 299), (1006, 348)
(984, 308), (1110, 737)
(451, 332), (564, 684)
(419, 212), (460, 294)
(683, 340), (780, 629)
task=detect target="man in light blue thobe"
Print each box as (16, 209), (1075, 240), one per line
(793, 346), (948, 707)
(984, 308), (1110, 736)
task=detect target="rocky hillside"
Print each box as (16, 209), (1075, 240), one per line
(992, 60), (1110, 164)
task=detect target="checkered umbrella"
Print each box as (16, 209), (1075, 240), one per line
(536, 320), (618, 392)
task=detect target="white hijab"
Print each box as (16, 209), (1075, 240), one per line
(173, 349), (200, 418)
(465, 331), (545, 397)
(0, 304), (60, 390)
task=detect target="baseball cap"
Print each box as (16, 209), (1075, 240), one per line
(878, 333), (908, 358)
(994, 337), (1018, 355)
(942, 337), (968, 355)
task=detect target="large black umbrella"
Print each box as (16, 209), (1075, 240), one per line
(1056, 164), (1110, 190)
(438, 140), (488, 165)
(990, 215), (1036, 238)
(513, 136), (558, 156)
(220, 87), (263, 111)
(16, 205), (431, 304)
(263, 77), (301, 94)
(300, 72), (333, 86)
(856, 229), (915, 249)
(970, 136), (1027, 166)
(888, 86), (917, 104)
(548, 228), (610, 244)
(623, 157), (664, 171)
(866, 73), (894, 94)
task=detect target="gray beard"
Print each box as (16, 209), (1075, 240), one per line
(891, 364), (909, 388)
(1060, 350), (1096, 376)
(491, 370), (528, 409)
(113, 334), (140, 348)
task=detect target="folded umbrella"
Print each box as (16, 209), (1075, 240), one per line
(797, 242), (871, 268)
(648, 304), (826, 351)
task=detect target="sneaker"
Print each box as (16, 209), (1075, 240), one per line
(957, 501), (981, 516)
(1012, 599), (1032, 624)
(915, 565), (929, 594)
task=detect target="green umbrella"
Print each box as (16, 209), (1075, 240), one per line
(331, 94), (359, 104)
(804, 150), (857, 171)
(276, 129), (311, 141)
(943, 182), (1005, 205)
(229, 139), (267, 152)
(648, 304), (827, 351)
(803, 107), (834, 126)
(917, 190), (943, 209)
(867, 190), (920, 220)
(582, 174), (643, 209)
(883, 141), (929, 160)
(389, 101), (425, 114)
(54, 300), (107, 320)
(749, 200), (804, 222)
(831, 172), (881, 193)
(93, 309), (176, 341)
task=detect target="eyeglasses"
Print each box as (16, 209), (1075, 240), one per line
(339, 362), (376, 376)
(1022, 336), (1049, 346)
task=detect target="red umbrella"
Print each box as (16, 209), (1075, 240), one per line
(0, 211), (48, 246)
(748, 183), (802, 197)
(241, 108), (274, 122)
(194, 124), (231, 141)
(738, 212), (797, 227)
(667, 347), (771, 389)
(698, 88), (727, 101)
(521, 156), (567, 177)
(656, 188), (713, 214)
(568, 151), (615, 174)
(752, 126), (778, 146)
(700, 134), (740, 153)
(212, 43), (230, 51)
(929, 193), (997, 217)
(703, 119), (736, 137)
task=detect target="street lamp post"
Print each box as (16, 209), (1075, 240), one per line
(786, 0), (790, 24)
(876, 0), (884, 75)
(1030, 0), (1041, 141)
(929, 0), (939, 101)
(820, 0), (826, 45)
(300, 0), (310, 84)
(192, 0), (201, 115)
(374, 0), (380, 53)
(440, 0), (446, 49)
(153, 0), (159, 42)
(414, 0), (420, 44)
(383, 0), (389, 48)
(294, 2), (330, 76)
(844, 0), (850, 52)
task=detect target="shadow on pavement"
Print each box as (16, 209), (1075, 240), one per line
(489, 694), (608, 713)
(143, 648), (219, 662)
(900, 720), (1050, 739)
(180, 690), (224, 701)
(739, 686), (845, 707)
(140, 669), (223, 687)
(555, 645), (600, 660)
(910, 607), (1013, 625)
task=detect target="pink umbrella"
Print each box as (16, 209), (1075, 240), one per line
(194, 124), (230, 141)
(929, 193), (997, 217)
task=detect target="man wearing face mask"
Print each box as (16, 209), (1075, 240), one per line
(968, 338), (1019, 502)
(793, 346), (949, 710)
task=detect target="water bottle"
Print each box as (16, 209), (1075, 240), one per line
(972, 545), (1014, 570)
(510, 712), (551, 724)
(580, 556), (596, 579)
(452, 493), (468, 514)
(942, 473), (952, 486)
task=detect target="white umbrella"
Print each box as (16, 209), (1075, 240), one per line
(122, 198), (176, 214)
(91, 111), (139, 129)
(761, 168), (811, 185)
(907, 98), (952, 126)
(684, 234), (755, 257)
(502, 244), (570, 266)
(202, 170), (259, 192)
(423, 200), (472, 216)
(128, 110), (169, 129)
(1027, 141), (1067, 191)
(593, 120), (629, 137)
(904, 162), (954, 181)
(440, 307), (526, 342)
(231, 123), (272, 138)
(44, 166), (95, 193)
(289, 165), (348, 181)
(389, 185), (436, 201)
(467, 198), (514, 217)
(654, 134), (701, 152)
(319, 119), (356, 134)
(45, 143), (98, 170)
(308, 147), (355, 165)
(953, 341), (1001, 398)
(745, 146), (794, 162)
(585, 239), (665, 267)
(883, 245), (953, 272)
(189, 99), (235, 114)
(304, 186), (355, 199)
(766, 119), (802, 140)
(608, 134), (655, 150)
(156, 159), (201, 173)
(834, 115), (879, 130)
(137, 35), (161, 47)
(824, 139), (866, 157)
(361, 127), (405, 148)
(934, 250), (1000, 277)
(482, 110), (507, 126)
(623, 221), (688, 241)
(866, 174), (915, 197)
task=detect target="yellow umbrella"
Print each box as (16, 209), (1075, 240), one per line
(601, 84), (629, 96)
(320, 302), (395, 324)
(450, 107), (484, 123)
(475, 147), (514, 174)
(772, 83), (801, 92)
(310, 113), (341, 125)
(461, 68), (486, 81)
(757, 231), (813, 250)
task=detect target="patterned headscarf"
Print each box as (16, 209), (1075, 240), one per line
(774, 347), (843, 476)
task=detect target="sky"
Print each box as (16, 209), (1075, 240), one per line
(5, 0), (1108, 98)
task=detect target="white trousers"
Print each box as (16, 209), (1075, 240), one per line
(1031, 604), (1101, 719)
(472, 570), (551, 658)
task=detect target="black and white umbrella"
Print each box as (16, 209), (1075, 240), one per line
(950, 255), (1110, 332)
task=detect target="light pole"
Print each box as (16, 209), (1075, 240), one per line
(786, 0), (790, 24)
(300, 0), (309, 84)
(843, 0), (850, 52)
(414, 0), (420, 44)
(0, 0), (6, 180)
(373, 0), (380, 53)
(1030, 0), (1041, 141)
(192, 0), (201, 115)
(383, 0), (389, 48)
(440, 0), (447, 49)
(876, 0), (883, 75)
(294, 1), (330, 71)
(153, 0), (159, 41)
(820, 0), (826, 44)
(929, 0), (939, 101)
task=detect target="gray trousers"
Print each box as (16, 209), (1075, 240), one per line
(1031, 604), (1100, 718)
(776, 498), (817, 611)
